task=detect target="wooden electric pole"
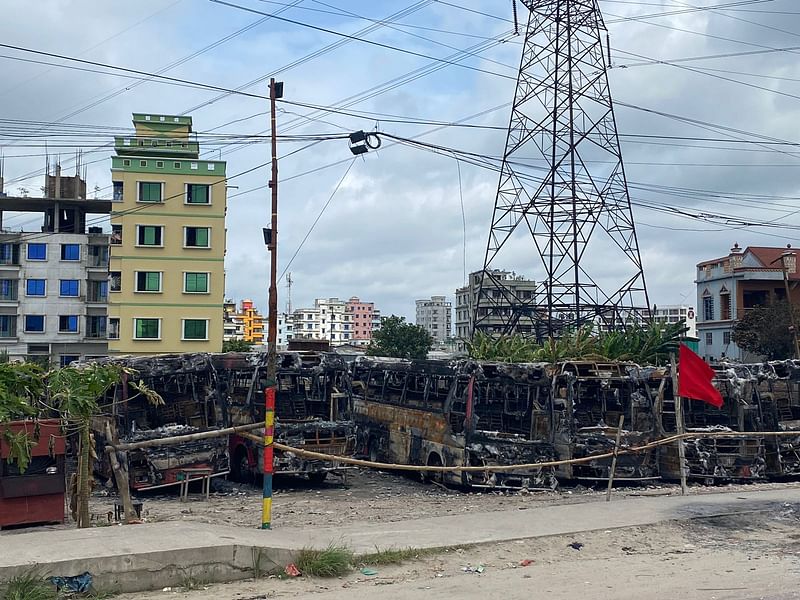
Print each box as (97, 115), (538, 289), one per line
(263, 77), (283, 530)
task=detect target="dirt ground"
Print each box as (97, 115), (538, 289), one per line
(116, 499), (800, 600)
(89, 468), (800, 530)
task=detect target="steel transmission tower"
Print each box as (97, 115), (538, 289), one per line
(474, 0), (650, 341)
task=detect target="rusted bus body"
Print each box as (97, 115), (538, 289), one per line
(350, 357), (557, 490)
(92, 351), (355, 489)
(660, 364), (767, 481)
(551, 362), (660, 481)
(225, 351), (356, 483)
(749, 360), (800, 477)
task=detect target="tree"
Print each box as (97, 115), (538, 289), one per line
(367, 315), (433, 359)
(49, 364), (162, 528)
(733, 301), (800, 360)
(222, 339), (253, 352)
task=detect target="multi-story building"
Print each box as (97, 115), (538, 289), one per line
(277, 312), (294, 349)
(238, 299), (265, 344)
(455, 269), (538, 350)
(289, 297), (379, 346)
(415, 295), (452, 343)
(0, 166), (110, 365)
(108, 113), (226, 354)
(651, 304), (696, 338)
(696, 243), (800, 361)
(346, 296), (379, 345)
(223, 299), (242, 342)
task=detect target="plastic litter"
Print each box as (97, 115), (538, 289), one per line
(520, 559), (534, 567)
(568, 542), (584, 551)
(48, 572), (93, 593)
(461, 564), (485, 574)
(284, 563), (301, 577)
(360, 567), (378, 576)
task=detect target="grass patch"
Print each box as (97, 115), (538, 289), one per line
(357, 547), (439, 566)
(295, 544), (354, 578)
(1, 570), (55, 600)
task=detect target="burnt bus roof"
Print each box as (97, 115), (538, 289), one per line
(87, 351), (347, 378)
(353, 356), (551, 384)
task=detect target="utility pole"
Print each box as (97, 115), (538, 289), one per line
(780, 251), (800, 359)
(262, 77), (283, 530)
(286, 272), (293, 314)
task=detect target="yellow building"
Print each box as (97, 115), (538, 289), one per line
(108, 113), (226, 354)
(239, 299), (265, 344)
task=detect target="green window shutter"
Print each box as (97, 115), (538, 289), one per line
(143, 227), (155, 245)
(185, 273), (208, 292)
(188, 185), (209, 204)
(136, 319), (159, 338)
(196, 228), (209, 247)
(197, 273), (208, 292)
(146, 272), (160, 291)
(184, 319), (206, 339)
(140, 182), (161, 202)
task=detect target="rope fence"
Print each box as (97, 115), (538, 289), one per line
(237, 429), (800, 474)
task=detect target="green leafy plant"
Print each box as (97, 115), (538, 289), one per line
(0, 569), (55, 600)
(367, 316), (433, 359)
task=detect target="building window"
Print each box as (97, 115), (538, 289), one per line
(59, 355), (79, 368)
(25, 279), (46, 297)
(59, 280), (79, 297)
(135, 271), (162, 293)
(138, 182), (162, 202)
(58, 315), (79, 333)
(182, 319), (208, 340)
(702, 295), (714, 321)
(184, 227), (210, 248)
(27, 243), (47, 261)
(87, 315), (107, 339)
(134, 318), (160, 340)
(720, 292), (731, 321)
(723, 331), (731, 345)
(184, 272), (209, 293)
(108, 318), (120, 340)
(0, 315), (17, 338)
(174, 162), (181, 169)
(112, 181), (124, 201)
(139, 160), (147, 168)
(111, 224), (122, 245)
(186, 184), (211, 204)
(122, 159), (131, 167)
(60, 244), (80, 261)
(156, 161), (164, 168)
(136, 225), (163, 246)
(109, 271), (121, 292)
(24, 315), (45, 333)
(705, 332), (713, 346)
(0, 279), (17, 301)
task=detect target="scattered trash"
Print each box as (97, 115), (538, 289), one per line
(461, 564), (485, 574)
(360, 567), (378, 576)
(568, 542), (583, 551)
(284, 563), (301, 577)
(621, 547), (635, 554)
(49, 572), (93, 593)
(162, 588), (172, 592)
(519, 559), (534, 567)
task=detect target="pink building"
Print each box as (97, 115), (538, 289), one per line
(346, 296), (380, 343)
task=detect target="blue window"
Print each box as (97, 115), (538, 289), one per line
(24, 315), (45, 332)
(27, 243), (47, 261)
(60, 280), (79, 297)
(58, 315), (79, 333)
(26, 279), (46, 296)
(60, 355), (79, 368)
(61, 244), (80, 261)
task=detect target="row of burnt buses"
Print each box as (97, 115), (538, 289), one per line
(93, 351), (800, 492)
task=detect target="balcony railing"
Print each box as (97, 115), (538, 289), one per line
(88, 255), (109, 268)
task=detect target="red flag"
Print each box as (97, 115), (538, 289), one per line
(678, 343), (723, 408)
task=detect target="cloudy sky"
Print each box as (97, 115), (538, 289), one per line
(1, 0), (799, 322)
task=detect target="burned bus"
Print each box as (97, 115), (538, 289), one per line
(350, 356), (557, 490)
(658, 363), (767, 482)
(550, 361), (660, 482)
(750, 360), (800, 477)
(94, 351), (355, 490)
(224, 351), (355, 484)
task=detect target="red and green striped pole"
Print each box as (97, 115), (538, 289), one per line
(261, 387), (275, 529)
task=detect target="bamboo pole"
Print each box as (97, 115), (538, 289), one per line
(104, 421), (136, 523)
(105, 421), (265, 453)
(605, 415), (625, 502)
(670, 354), (688, 495)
